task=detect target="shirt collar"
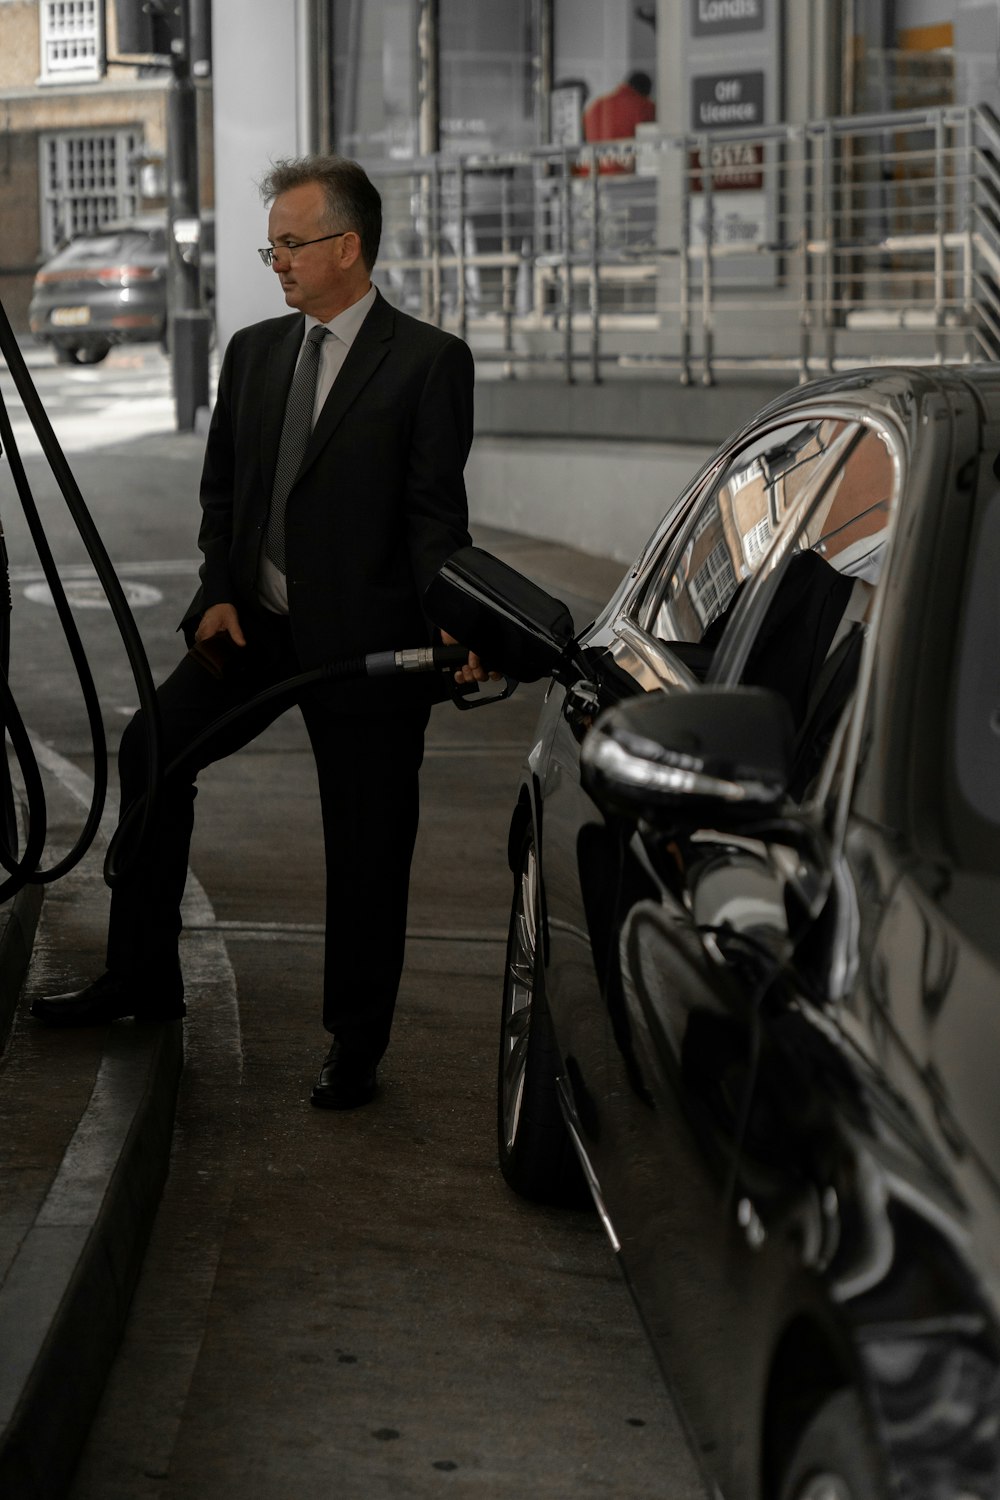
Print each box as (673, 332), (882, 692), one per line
(305, 283), (377, 347)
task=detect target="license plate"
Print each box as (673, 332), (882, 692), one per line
(51, 306), (91, 327)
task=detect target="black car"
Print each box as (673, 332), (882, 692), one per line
(28, 214), (214, 365)
(454, 368), (1000, 1499)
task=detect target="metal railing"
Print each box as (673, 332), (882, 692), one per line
(369, 104), (1000, 385)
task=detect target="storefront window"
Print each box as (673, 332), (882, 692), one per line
(439, 1), (537, 155)
(330, 0), (541, 162)
(331, 0), (419, 162)
(850, 0), (953, 113)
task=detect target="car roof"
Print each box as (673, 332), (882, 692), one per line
(66, 210), (214, 239)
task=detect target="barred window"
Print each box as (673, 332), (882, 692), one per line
(689, 540), (738, 630)
(40, 131), (141, 252)
(40, 0), (102, 81)
(743, 515), (773, 568)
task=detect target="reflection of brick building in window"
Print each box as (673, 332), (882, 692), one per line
(648, 418), (882, 648)
(804, 427), (895, 580)
(689, 539), (738, 629)
(743, 515), (772, 567)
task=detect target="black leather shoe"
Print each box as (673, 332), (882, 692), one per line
(310, 1041), (378, 1110)
(30, 971), (186, 1027)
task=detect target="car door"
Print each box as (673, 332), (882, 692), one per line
(537, 414), (859, 1159)
(818, 400), (1000, 1496)
(581, 410), (905, 1485)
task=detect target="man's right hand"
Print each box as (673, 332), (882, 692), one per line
(194, 603), (246, 647)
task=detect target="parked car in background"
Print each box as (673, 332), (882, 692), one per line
(479, 366), (1000, 1500)
(29, 213), (214, 365)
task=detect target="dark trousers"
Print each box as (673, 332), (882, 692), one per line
(107, 613), (428, 1059)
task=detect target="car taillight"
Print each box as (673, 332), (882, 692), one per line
(98, 265), (160, 282)
(34, 265), (160, 285)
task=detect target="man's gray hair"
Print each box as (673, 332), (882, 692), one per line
(259, 154), (381, 271)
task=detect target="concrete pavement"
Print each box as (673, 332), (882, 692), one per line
(0, 386), (708, 1497)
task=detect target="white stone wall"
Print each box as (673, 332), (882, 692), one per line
(465, 435), (714, 565)
(211, 0), (310, 351)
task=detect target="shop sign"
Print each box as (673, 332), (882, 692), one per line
(691, 0), (765, 35)
(692, 72), (764, 130)
(689, 139), (764, 192)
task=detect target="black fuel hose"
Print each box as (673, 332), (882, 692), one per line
(0, 297), (163, 899)
(102, 642), (473, 884)
(0, 303), (501, 904)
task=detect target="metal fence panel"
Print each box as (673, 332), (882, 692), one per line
(368, 104), (1000, 383)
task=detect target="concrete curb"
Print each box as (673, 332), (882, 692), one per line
(0, 1020), (183, 1498)
(0, 799), (45, 1055)
(0, 880), (43, 1054)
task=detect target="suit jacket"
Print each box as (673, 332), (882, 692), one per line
(181, 288), (474, 711)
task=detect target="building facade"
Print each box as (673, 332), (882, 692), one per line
(0, 0), (212, 331)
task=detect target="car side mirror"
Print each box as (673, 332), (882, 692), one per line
(424, 545), (577, 682)
(581, 686), (794, 824)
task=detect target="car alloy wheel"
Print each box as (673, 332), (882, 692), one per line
(780, 1390), (890, 1500)
(74, 340), (111, 364)
(496, 832), (588, 1206)
(788, 1477), (853, 1500)
(500, 838), (537, 1154)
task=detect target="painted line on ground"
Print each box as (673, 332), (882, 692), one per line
(184, 919), (506, 944)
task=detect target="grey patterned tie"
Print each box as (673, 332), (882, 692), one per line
(265, 324), (329, 572)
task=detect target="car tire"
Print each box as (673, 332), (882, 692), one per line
(53, 344), (78, 365)
(497, 832), (589, 1207)
(779, 1388), (890, 1500)
(74, 340), (111, 365)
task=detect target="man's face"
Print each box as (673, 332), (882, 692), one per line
(267, 181), (357, 320)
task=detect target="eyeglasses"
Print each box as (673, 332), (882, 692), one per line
(257, 231), (349, 268)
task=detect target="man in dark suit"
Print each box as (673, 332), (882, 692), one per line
(33, 155), (480, 1109)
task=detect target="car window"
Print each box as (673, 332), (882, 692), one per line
(634, 417), (869, 673)
(712, 420), (900, 800)
(634, 415), (896, 685)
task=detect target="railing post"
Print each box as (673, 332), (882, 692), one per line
(456, 158), (468, 343)
(698, 132), (714, 386)
(417, 166), (430, 323)
(934, 112), (946, 363)
(500, 170), (514, 368)
(679, 137), (692, 386)
(589, 146), (601, 383)
(821, 122), (836, 373)
(430, 158), (443, 326)
(799, 126), (812, 382)
(561, 147), (574, 384)
(964, 109), (977, 362)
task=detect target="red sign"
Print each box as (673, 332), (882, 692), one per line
(689, 141), (764, 192)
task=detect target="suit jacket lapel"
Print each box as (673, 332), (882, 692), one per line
(296, 291), (394, 482)
(261, 316), (304, 499)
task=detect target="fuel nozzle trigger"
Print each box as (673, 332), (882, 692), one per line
(449, 674), (519, 710)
